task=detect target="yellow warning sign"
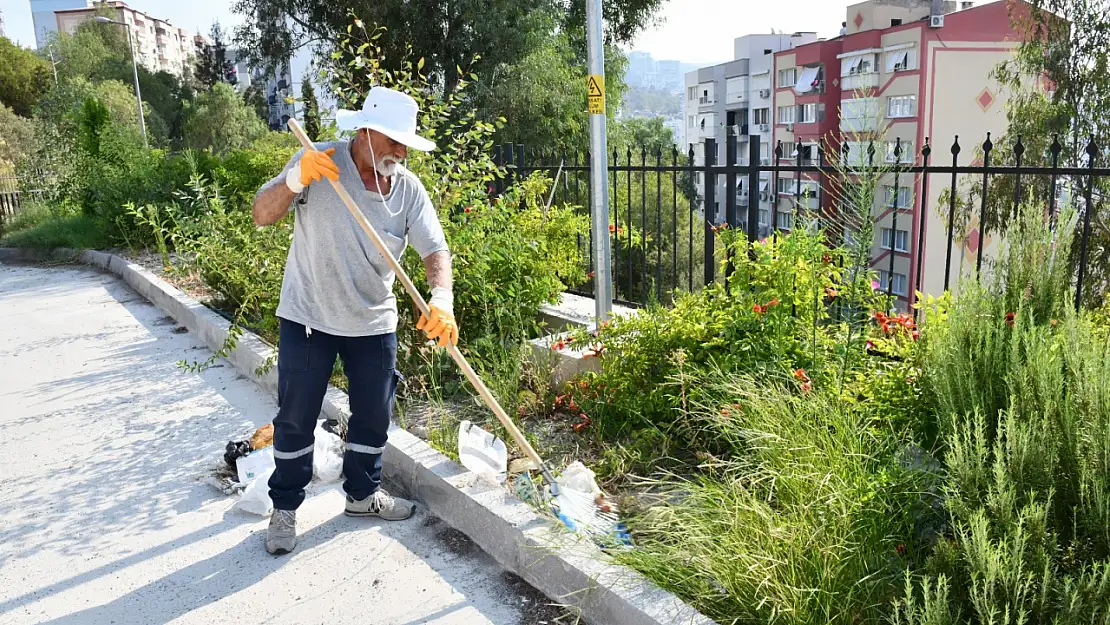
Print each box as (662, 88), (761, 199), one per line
(587, 74), (605, 115)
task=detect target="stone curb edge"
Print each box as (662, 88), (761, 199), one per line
(0, 247), (716, 625)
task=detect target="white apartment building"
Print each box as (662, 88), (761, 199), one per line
(685, 32), (818, 231)
(51, 1), (205, 78)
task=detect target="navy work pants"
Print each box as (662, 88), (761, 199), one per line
(268, 318), (398, 511)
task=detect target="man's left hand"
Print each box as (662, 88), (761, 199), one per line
(417, 288), (458, 347)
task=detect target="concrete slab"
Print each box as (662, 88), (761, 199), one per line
(0, 264), (554, 625)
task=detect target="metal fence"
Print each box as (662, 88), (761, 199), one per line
(493, 132), (1108, 310)
(0, 175), (46, 232)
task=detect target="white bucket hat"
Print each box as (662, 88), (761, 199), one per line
(336, 87), (437, 152)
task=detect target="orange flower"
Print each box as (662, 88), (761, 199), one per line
(552, 340), (566, 351)
(912, 330), (920, 341)
(822, 252), (832, 264)
(587, 271), (596, 279)
(825, 287), (838, 299)
(752, 304), (765, 315)
(767, 299), (780, 308)
(1050, 319), (1058, 327)
(464, 206), (473, 213)
(572, 414), (592, 432)
(801, 381), (813, 394)
(609, 224), (616, 234)
(554, 394), (566, 408)
(1005, 312), (1016, 327)
(793, 368), (810, 383)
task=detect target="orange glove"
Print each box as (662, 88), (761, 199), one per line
(285, 148), (339, 192)
(417, 288), (458, 347)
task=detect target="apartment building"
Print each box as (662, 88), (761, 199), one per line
(52, 1), (205, 78)
(685, 32), (818, 230)
(772, 0), (1020, 305)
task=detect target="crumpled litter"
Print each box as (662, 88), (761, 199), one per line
(313, 422), (344, 483)
(235, 467), (275, 516)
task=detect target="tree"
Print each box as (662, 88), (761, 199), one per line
(242, 84), (269, 123)
(0, 37), (51, 117)
(181, 82), (268, 153)
(230, 0), (660, 95)
(301, 76), (321, 141)
(0, 104), (37, 170)
(487, 31), (627, 150)
(196, 22), (237, 89)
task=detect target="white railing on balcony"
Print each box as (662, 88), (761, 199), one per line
(841, 72), (880, 91)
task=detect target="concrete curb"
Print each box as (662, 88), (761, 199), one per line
(1, 247), (717, 625)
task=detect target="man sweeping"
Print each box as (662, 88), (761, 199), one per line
(252, 86), (458, 555)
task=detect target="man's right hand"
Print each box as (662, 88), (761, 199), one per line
(285, 148), (339, 193)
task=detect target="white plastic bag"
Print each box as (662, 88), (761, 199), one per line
(236, 446), (275, 484)
(458, 420), (507, 482)
(235, 467), (275, 516)
(313, 422), (344, 483)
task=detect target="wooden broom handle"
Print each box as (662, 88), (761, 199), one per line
(286, 119), (551, 478)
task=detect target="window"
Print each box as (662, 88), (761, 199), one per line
(777, 106), (796, 124)
(778, 68), (797, 88)
(688, 115), (695, 128)
(842, 97), (880, 119)
(878, 270), (908, 296)
(885, 49), (915, 72)
(881, 228), (910, 252)
(891, 18), (903, 26)
(776, 211), (794, 230)
(777, 177), (795, 194)
(841, 141), (873, 166)
(688, 86), (696, 100)
(759, 210), (769, 226)
(884, 185), (913, 208)
(886, 141), (914, 163)
(843, 54), (878, 76)
(779, 141), (797, 160)
(764, 48), (773, 55)
(754, 108), (770, 125)
(799, 103), (818, 123)
(887, 95), (916, 118)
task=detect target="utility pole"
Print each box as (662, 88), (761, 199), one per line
(585, 0), (612, 324)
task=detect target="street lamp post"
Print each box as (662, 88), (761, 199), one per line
(95, 16), (147, 147)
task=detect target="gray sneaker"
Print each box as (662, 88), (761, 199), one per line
(345, 489), (416, 521)
(266, 509), (297, 555)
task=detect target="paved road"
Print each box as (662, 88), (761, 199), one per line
(0, 263), (553, 625)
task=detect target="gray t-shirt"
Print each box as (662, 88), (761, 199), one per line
(272, 140), (449, 337)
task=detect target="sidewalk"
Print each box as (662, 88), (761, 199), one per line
(0, 263), (557, 625)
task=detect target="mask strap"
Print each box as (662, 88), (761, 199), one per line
(364, 129), (405, 218)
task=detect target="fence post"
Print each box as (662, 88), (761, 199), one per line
(704, 138), (717, 288)
(1076, 137), (1098, 311)
(747, 135), (761, 243)
(725, 133), (737, 284)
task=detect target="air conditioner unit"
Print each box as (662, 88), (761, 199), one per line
(759, 123), (770, 132)
(759, 89), (771, 98)
(929, 14), (944, 28)
(785, 123), (795, 131)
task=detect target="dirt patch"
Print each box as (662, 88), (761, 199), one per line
(501, 571), (581, 625)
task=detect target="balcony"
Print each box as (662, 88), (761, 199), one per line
(726, 91), (749, 106)
(841, 72), (880, 92)
(728, 124), (750, 136)
(698, 96), (717, 106)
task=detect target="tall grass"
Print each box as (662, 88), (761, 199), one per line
(616, 372), (934, 624)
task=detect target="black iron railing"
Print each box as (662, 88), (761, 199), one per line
(492, 133), (1107, 310)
